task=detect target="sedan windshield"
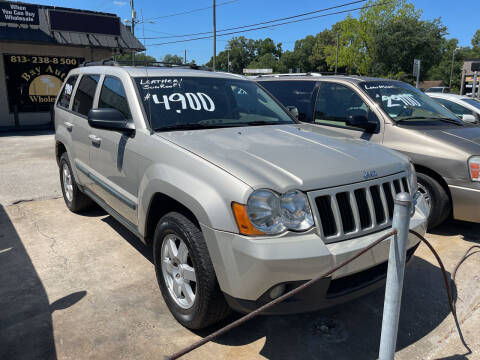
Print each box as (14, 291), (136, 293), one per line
(135, 76), (295, 131)
(360, 81), (461, 124)
(463, 98), (480, 111)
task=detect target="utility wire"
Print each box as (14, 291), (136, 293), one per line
(143, 0), (239, 22)
(146, 2), (390, 47)
(141, 0), (366, 40)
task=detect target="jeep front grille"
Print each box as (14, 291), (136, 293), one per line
(309, 173), (409, 243)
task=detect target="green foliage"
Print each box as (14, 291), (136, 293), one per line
(162, 54), (184, 64)
(115, 53), (157, 62)
(472, 29), (480, 49)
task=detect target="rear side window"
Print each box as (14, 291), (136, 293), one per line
(98, 76), (132, 119)
(57, 75), (78, 109)
(72, 74), (100, 116)
(259, 81), (316, 121)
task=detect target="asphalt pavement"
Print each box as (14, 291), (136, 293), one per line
(0, 132), (479, 359)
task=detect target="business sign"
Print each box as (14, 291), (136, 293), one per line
(49, 10), (121, 36)
(4, 54), (83, 112)
(413, 59), (421, 77)
(0, 2), (39, 25)
(243, 68), (273, 74)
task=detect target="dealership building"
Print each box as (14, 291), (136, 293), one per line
(0, 1), (144, 130)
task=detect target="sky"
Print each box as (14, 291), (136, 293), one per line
(26, 0), (480, 64)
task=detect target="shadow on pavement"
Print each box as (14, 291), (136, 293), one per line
(0, 205), (86, 360)
(101, 215), (153, 263)
(430, 219), (480, 244)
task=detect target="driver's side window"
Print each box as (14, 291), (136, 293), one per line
(314, 82), (373, 130)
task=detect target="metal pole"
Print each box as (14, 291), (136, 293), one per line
(379, 192), (412, 360)
(227, 49), (230, 72)
(130, 0), (135, 35)
(184, 50), (187, 64)
(416, 63), (420, 89)
(449, 48), (457, 89)
(473, 71), (477, 98)
(335, 33), (339, 75)
(213, 0), (216, 71)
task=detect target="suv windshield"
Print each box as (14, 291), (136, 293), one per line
(135, 76), (295, 131)
(361, 81), (461, 124)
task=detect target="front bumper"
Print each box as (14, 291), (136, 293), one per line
(447, 179), (480, 223)
(201, 195), (428, 312)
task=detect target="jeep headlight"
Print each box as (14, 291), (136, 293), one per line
(280, 190), (314, 231)
(408, 162), (418, 193)
(240, 189), (314, 235)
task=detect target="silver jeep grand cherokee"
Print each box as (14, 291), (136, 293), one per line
(54, 63), (427, 329)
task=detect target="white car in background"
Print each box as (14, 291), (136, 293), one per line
(428, 93), (480, 124)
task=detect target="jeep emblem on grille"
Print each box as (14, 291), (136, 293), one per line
(363, 170), (377, 179)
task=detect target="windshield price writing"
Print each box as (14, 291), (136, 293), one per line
(151, 92), (216, 113)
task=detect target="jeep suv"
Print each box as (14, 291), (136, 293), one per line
(54, 64), (427, 329)
(257, 75), (480, 229)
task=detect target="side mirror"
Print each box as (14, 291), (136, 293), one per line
(461, 114), (477, 123)
(88, 108), (134, 132)
(346, 114), (378, 133)
(286, 106), (299, 119)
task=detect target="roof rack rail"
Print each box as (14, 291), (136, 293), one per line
(254, 72), (323, 78)
(79, 58), (211, 71)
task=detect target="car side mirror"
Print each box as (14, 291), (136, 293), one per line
(461, 114), (477, 124)
(346, 114), (378, 133)
(88, 108), (134, 132)
(286, 106), (299, 119)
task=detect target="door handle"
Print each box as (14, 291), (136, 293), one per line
(64, 122), (74, 131)
(89, 134), (102, 145)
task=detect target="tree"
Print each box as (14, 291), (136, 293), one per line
(472, 29), (480, 49)
(162, 54), (184, 64)
(324, 0), (424, 75)
(205, 36), (282, 73)
(115, 53), (156, 62)
(372, 17), (446, 79)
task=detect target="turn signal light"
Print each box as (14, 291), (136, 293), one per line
(469, 157), (480, 182)
(232, 202), (265, 236)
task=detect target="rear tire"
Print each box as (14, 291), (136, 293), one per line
(59, 153), (92, 213)
(153, 212), (231, 329)
(417, 172), (450, 229)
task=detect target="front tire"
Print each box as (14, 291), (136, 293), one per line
(59, 153), (92, 213)
(417, 172), (450, 229)
(153, 212), (231, 329)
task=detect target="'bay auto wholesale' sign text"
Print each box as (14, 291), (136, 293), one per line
(0, 2), (39, 25)
(4, 54), (83, 112)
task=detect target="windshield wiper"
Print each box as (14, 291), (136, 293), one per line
(242, 120), (285, 126)
(395, 116), (463, 126)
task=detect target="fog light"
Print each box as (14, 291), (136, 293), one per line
(269, 284), (286, 299)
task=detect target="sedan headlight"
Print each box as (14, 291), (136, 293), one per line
(469, 156), (480, 182)
(242, 189), (314, 235)
(408, 162), (418, 192)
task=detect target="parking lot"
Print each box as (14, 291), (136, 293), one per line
(1, 132), (479, 360)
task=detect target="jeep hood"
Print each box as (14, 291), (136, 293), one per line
(157, 124), (408, 192)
